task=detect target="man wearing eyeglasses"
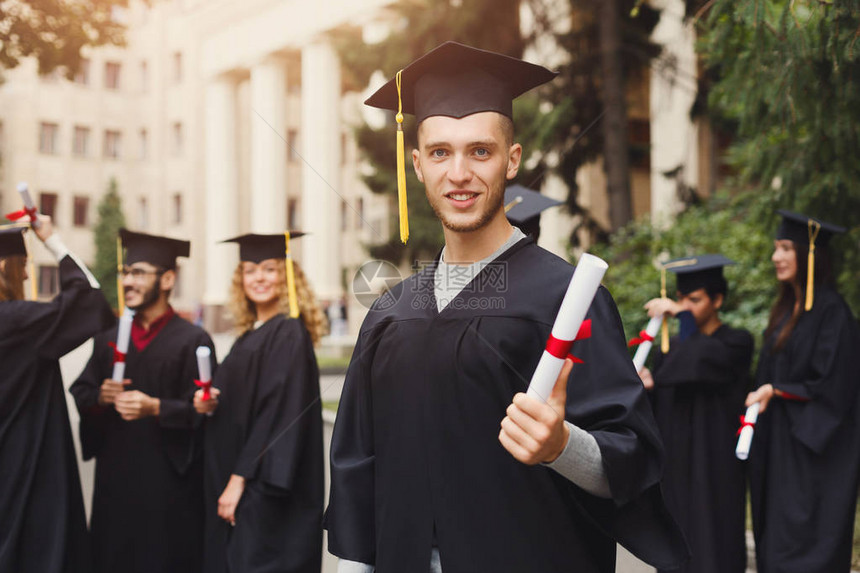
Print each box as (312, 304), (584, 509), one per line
(70, 229), (216, 573)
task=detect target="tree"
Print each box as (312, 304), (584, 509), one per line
(0, 0), (131, 78)
(93, 178), (126, 311)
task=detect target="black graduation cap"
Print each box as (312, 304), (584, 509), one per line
(505, 184), (563, 222)
(775, 210), (846, 311)
(119, 228), (190, 270)
(663, 254), (735, 296)
(775, 209), (846, 247)
(220, 232), (307, 263)
(364, 41), (559, 244)
(0, 226), (27, 258)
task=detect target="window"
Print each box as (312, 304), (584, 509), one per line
(104, 130), (121, 159)
(173, 52), (183, 84)
(172, 193), (182, 225)
(38, 266), (59, 297)
(172, 122), (183, 156)
(287, 129), (299, 162)
(39, 122), (59, 154)
(138, 197), (149, 230)
(73, 196), (89, 227)
(356, 197), (365, 230)
(39, 192), (58, 220)
(74, 58), (91, 85)
(139, 129), (148, 159)
(287, 198), (298, 229)
(104, 61), (121, 90)
(72, 126), (90, 157)
(140, 61), (148, 93)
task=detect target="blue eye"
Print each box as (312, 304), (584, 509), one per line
(474, 148), (489, 157)
(432, 149), (447, 158)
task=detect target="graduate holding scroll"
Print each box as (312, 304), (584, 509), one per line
(70, 229), (215, 573)
(325, 41), (686, 573)
(193, 233), (325, 573)
(637, 254), (753, 573)
(745, 211), (860, 573)
(0, 218), (112, 573)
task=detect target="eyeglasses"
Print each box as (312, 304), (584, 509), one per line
(121, 266), (164, 280)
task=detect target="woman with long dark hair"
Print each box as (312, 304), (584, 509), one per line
(745, 210), (860, 572)
(0, 219), (113, 573)
(194, 233), (325, 573)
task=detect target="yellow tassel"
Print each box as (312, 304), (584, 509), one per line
(805, 220), (820, 311)
(285, 232), (299, 319)
(24, 232), (37, 301)
(660, 266), (670, 352)
(395, 69), (409, 244)
(116, 236), (125, 314)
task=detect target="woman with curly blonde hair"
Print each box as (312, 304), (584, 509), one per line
(194, 233), (324, 573)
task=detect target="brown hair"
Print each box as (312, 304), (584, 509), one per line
(765, 241), (835, 351)
(0, 256), (27, 302)
(228, 259), (328, 345)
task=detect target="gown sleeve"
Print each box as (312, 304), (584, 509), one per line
(158, 330), (215, 430)
(233, 320), (321, 493)
(69, 332), (113, 460)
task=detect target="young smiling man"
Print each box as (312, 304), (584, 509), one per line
(638, 254), (753, 573)
(326, 42), (686, 573)
(70, 229), (216, 573)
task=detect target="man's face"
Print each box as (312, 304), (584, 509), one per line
(122, 262), (165, 311)
(678, 288), (722, 329)
(412, 112), (521, 234)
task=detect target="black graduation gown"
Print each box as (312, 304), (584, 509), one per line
(0, 255), (113, 573)
(69, 314), (215, 573)
(649, 323), (753, 573)
(749, 287), (860, 573)
(326, 238), (688, 573)
(202, 314), (323, 573)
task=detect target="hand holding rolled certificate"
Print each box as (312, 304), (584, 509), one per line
(4, 182), (42, 229)
(195, 346), (213, 400)
(111, 309), (134, 381)
(735, 402), (760, 460)
(526, 253), (608, 402)
(631, 316), (663, 372)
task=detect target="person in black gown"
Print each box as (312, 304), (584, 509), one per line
(70, 229), (215, 573)
(0, 218), (113, 573)
(745, 210), (860, 573)
(638, 254), (753, 573)
(194, 233), (325, 573)
(325, 42), (687, 573)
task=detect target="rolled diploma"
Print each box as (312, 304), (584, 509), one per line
(526, 253), (608, 402)
(196, 346), (212, 400)
(17, 182), (41, 229)
(111, 309), (134, 381)
(632, 316), (664, 372)
(735, 401), (760, 460)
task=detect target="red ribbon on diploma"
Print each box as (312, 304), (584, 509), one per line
(736, 415), (755, 436)
(108, 342), (126, 364)
(194, 379), (212, 401)
(628, 330), (655, 347)
(5, 206), (38, 223)
(544, 319), (592, 364)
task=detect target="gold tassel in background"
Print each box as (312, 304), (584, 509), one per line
(395, 69), (409, 244)
(116, 236), (125, 314)
(284, 232), (299, 319)
(25, 231), (37, 301)
(805, 220), (821, 311)
(660, 266), (669, 353)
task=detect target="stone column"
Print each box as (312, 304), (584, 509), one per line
(300, 41), (342, 300)
(203, 76), (239, 328)
(250, 56), (288, 233)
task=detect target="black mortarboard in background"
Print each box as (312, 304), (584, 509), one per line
(504, 184), (563, 241)
(775, 210), (847, 310)
(664, 254), (735, 296)
(119, 228), (190, 270)
(364, 41), (559, 244)
(220, 233), (307, 263)
(0, 226), (27, 258)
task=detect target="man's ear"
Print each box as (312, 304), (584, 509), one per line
(412, 148), (424, 183)
(713, 293), (724, 310)
(160, 269), (176, 292)
(506, 143), (522, 181)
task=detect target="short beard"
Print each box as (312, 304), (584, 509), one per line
(127, 277), (162, 312)
(428, 178), (506, 233)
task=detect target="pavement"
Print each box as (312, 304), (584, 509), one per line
(55, 343), (770, 573)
